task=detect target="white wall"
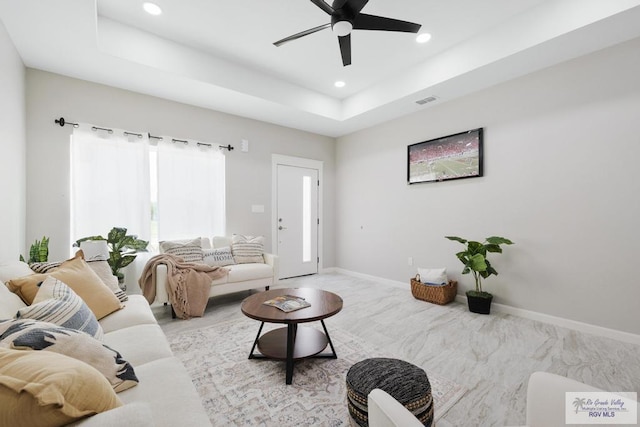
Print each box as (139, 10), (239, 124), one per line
(336, 37), (640, 335)
(0, 20), (26, 262)
(25, 70), (335, 270)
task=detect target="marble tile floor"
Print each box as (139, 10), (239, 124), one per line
(154, 272), (640, 427)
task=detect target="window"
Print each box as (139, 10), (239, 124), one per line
(70, 125), (151, 244)
(155, 138), (225, 242)
(302, 175), (311, 262)
(71, 125), (225, 249)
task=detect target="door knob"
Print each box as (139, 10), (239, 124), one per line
(279, 226), (287, 230)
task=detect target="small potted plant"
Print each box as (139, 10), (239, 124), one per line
(445, 235), (514, 314)
(20, 236), (50, 263)
(75, 227), (148, 286)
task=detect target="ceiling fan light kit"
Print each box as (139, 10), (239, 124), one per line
(332, 20), (353, 37)
(273, 0), (422, 66)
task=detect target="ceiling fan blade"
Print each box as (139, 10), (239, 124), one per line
(345, 0), (369, 14)
(273, 23), (332, 47)
(333, 0), (349, 9)
(310, 0), (334, 14)
(338, 34), (351, 66)
(353, 13), (421, 33)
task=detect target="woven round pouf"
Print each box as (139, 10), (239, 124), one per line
(346, 358), (433, 427)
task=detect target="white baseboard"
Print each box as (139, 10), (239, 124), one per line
(455, 294), (640, 346)
(325, 268), (640, 346)
(330, 268), (408, 289)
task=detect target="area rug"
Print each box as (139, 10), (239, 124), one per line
(166, 318), (466, 426)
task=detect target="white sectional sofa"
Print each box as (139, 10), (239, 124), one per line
(150, 236), (278, 306)
(0, 260), (211, 427)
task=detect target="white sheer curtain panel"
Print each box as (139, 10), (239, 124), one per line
(71, 124), (151, 243)
(156, 138), (225, 241)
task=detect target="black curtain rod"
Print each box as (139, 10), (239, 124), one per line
(92, 126), (113, 134)
(54, 117), (79, 128)
(55, 117), (234, 150)
(124, 131), (143, 139)
(173, 138), (234, 151)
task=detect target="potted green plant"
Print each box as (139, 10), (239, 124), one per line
(445, 235), (514, 314)
(20, 236), (50, 263)
(75, 227), (148, 285)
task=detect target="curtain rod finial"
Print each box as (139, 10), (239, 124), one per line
(54, 117), (79, 128)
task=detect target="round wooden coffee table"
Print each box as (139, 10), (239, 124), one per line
(241, 288), (343, 384)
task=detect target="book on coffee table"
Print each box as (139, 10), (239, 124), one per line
(263, 295), (311, 312)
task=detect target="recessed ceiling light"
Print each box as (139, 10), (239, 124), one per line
(143, 2), (162, 16)
(334, 81), (346, 88)
(416, 33), (432, 44)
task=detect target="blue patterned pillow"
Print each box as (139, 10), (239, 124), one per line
(0, 318), (138, 393)
(15, 276), (103, 339)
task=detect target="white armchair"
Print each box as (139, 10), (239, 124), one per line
(523, 371), (604, 427)
(368, 388), (424, 427)
(367, 372), (613, 427)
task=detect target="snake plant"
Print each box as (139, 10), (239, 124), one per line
(20, 236), (49, 263)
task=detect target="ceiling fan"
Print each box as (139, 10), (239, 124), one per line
(273, 0), (422, 66)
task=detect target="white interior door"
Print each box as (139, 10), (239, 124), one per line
(277, 164), (319, 279)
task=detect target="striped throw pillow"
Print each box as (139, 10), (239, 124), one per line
(160, 238), (204, 263)
(231, 235), (264, 264)
(15, 276), (103, 340)
(29, 261), (61, 273)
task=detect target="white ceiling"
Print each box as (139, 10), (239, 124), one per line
(2, 0), (640, 137)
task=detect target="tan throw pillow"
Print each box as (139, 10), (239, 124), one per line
(31, 258), (127, 303)
(0, 348), (122, 427)
(6, 251), (122, 320)
(159, 238), (204, 263)
(231, 235), (265, 264)
(0, 319), (138, 393)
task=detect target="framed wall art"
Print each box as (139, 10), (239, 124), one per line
(407, 128), (483, 184)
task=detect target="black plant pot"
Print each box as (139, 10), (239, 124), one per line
(466, 292), (493, 314)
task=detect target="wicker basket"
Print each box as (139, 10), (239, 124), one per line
(410, 275), (457, 305)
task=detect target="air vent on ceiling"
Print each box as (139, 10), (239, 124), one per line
(415, 96), (438, 105)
